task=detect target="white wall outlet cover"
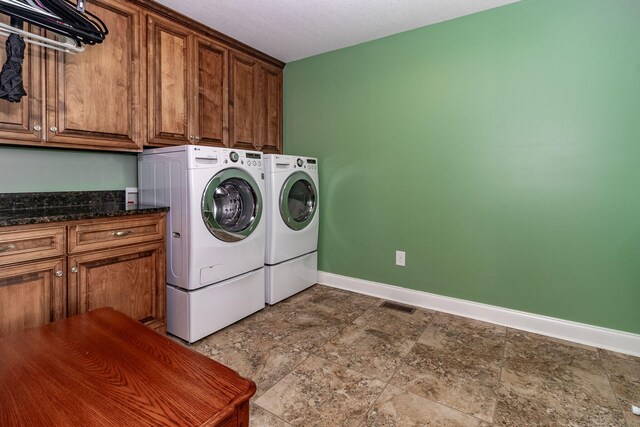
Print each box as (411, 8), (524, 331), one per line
(125, 187), (139, 206)
(395, 250), (406, 266)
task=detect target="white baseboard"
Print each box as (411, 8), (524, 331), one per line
(318, 271), (640, 357)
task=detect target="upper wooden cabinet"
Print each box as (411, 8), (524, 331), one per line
(0, 18), (44, 144)
(146, 15), (229, 148)
(0, 0), (283, 153)
(0, 0), (143, 151)
(258, 63), (283, 154)
(146, 14), (191, 146)
(45, 0), (142, 151)
(229, 52), (259, 151)
(230, 53), (283, 153)
(193, 36), (228, 147)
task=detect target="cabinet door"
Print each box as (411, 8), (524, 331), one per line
(45, 0), (142, 151)
(147, 14), (192, 146)
(0, 258), (65, 337)
(229, 52), (259, 151)
(257, 64), (283, 154)
(193, 36), (228, 147)
(68, 242), (165, 332)
(0, 18), (44, 144)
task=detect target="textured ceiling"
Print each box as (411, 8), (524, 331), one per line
(154, 0), (520, 63)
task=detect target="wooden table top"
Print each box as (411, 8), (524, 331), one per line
(0, 308), (255, 426)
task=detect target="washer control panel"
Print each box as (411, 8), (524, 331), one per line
(190, 146), (262, 169)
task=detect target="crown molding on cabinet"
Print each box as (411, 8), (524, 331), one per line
(130, 0), (285, 68)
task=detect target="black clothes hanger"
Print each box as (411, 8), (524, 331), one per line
(0, 0), (108, 46)
(0, 0), (109, 102)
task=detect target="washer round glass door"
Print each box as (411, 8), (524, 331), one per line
(202, 168), (262, 242)
(279, 171), (317, 231)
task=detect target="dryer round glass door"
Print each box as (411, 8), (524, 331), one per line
(201, 168), (262, 242)
(279, 171), (317, 231)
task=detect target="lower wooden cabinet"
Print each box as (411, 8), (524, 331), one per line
(0, 258), (66, 337)
(0, 213), (166, 337)
(68, 242), (165, 332)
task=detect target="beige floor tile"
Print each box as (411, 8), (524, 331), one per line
(503, 329), (600, 377)
(261, 312), (346, 353)
(186, 285), (639, 426)
(317, 324), (416, 381)
(352, 301), (435, 340)
(418, 313), (506, 361)
(364, 384), (490, 427)
(250, 403), (292, 426)
(390, 342), (502, 422)
(494, 331), (625, 426)
(192, 324), (310, 397)
(255, 355), (386, 427)
(495, 374), (625, 427)
(599, 349), (640, 427)
(387, 313), (506, 422)
(278, 285), (379, 323)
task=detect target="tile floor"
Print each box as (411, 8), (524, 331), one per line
(187, 285), (640, 427)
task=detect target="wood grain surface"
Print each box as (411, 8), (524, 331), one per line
(0, 308), (255, 426)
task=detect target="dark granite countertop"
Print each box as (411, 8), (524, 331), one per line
(0, 191), (169, 227)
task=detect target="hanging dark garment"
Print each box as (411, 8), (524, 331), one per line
(0, 33), (27, 103)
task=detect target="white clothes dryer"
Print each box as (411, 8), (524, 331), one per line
(138, 145), (265, 342)
(264, 154), (319, 304)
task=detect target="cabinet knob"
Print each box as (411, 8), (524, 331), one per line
(189, 135), (194, 140)
(71, 267), (78, 273)
(195, 136), (200, 141)
(50, 126), (58, 132)
(55, 270), (63, 277)
(33, 125), (42, 132)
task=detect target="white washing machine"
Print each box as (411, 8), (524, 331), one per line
(138, 145), (265, 342)
(264, 154), (319, 304)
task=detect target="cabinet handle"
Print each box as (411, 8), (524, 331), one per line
(33, 125), (42, 132)
(50, 126), (58, 132)
(110, 230), (133, 237)
(195, 136), (200, 141)
(55, 271), (63, 277)
(189, 135), (194, 140)
(71, 267), (78, 273)
(0, 243), (16, 253)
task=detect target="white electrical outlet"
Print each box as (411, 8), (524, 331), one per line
(396, 250), (406, 267)
(125, 187), (138, 209)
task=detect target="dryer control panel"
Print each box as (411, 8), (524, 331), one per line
(264, 154), (319, 173)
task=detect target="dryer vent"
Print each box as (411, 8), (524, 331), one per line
(380, 301), (416, 314)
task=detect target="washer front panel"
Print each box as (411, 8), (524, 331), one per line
(202, 168), (262, 242)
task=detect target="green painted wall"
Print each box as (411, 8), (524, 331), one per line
(0, 146), (137, 193)
(284, 0), (640, 334)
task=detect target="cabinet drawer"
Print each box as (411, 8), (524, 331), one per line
(0, 226), (65, 266)
(68, 215), (165, 254)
